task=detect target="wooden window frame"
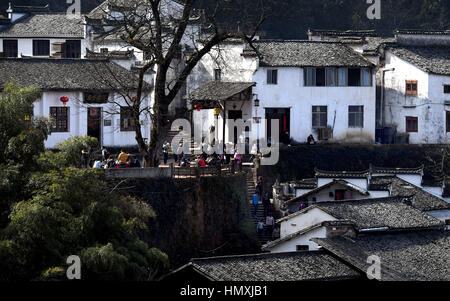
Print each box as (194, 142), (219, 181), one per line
(214, 69), (221, 81)
(406, 116), (418, 133)
(444, 85), (450, 94)
(267, 69), (278, 85)
(406, 80), (418, 95)
(50, 107), (69, 132)
(120, 107), (135, 132)
(296, 245), (309, 251)
(312, 106), (328, 129)
(348, 105), (364, 128)
(33, 40), (50, 56)
(446, 111), (450, 133)
(3, 39), (18, 58)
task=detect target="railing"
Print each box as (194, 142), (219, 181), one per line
(172, 164), (234, 178)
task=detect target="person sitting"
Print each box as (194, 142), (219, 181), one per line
(129, 156), (141, 168)
(93, 160), (103, 169)
(198, 156), (207, 167)
(307, 134), (316, 145)
(118, 149), (129, 163)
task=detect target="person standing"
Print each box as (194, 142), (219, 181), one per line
(81, 149), (89, 169)
(162, 141), (169, 165)
(256, 176), (263, 200)
(265, 215), (274, 237)
(262, 192), (270, 217)
(252, 193), (259, 217)
(257, 220), (265, 236)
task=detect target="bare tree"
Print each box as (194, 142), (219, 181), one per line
(91, 0), (266, 166)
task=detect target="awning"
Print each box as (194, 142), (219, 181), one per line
(188, 81), (256, 102)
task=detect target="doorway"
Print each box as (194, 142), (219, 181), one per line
(87, 107), (102, 144)
(265, 108), (290, 144)
(228, 110), (242, 145)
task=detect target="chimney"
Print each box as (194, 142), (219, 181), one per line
(6, 2), (13, 20)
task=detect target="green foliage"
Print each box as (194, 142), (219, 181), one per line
(0, 168), (168, 281)
(39, 267), (66, 281)
(41, 135), (100, 169)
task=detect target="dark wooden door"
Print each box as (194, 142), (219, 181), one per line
(87, 107), (102, 144)
(265, 108), (290, 144)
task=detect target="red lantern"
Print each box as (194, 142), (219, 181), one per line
(132, 96), (138, 101)
(60, 96), (69, 106)
(194, 104), (202, 111)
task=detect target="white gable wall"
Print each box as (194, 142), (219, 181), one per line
(269, 226), (326, 253)
(384, 51), (449, 144)
(280, 207), (336, 237)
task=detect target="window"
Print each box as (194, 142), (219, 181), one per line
(446, 111), (450, 133)
(406, 80), (418, 95)
(406, 116), (418, 133)
(361, 68), (372, 86)
(315, 68), (326, 86)
(348, 68), (361, 86)
(50, 107), (69, 132)
(348, 106), (364, 128)
(326, 68), (337, 86)
(214, 69), (221, 81)
(3, 40), (18, 57)
(304, 68), (315, 86)
(65, 40), (81, 58)
(84, 92), (109, 104)
(120, 107), (135, 132)
(267, 69), (278, 85)
(33, 40), (50, 56)
(444, 85), (450, 94)
(304, 68), (336, 86)
(338, 68), (348, 86)
(312, 106), (327, 129)
(296, 245), (309, 251)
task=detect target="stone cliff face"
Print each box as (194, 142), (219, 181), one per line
(116, 174), (259, 268)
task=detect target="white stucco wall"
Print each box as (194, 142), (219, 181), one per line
(317, 177), (368, 189)
(269, 226), (326, 253)
(0, 38), (88, 58)
(279, 207), (336, 237)
(33, 91), (151, 148)
(384, 51), (450, 144)
(252, 67), (376, 143)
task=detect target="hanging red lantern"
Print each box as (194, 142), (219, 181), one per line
(60, 96), (69, 106)
(194, 104), (202, 111)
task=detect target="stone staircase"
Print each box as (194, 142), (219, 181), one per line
(245, 168), (273, 245)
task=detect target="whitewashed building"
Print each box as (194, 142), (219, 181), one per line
(188, 40), (378, 145)
(381, 30), (450, 144)
(263, 196), (444, 253)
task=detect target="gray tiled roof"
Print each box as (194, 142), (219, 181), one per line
(85, 48), (135, 60)
(308, 29), (378, 37)
(387, 45), (450, 75)
(313, 230), (450, 281)
(245, 40), (374, 68)
(188, 81), (255, 101)
(183, 251), (361, 281)
(0, 58), (147, 91)
(278, 196), (444, 230)
(315, 168), (370, 179)
(370, 165), (424, 175)
(285, 179), (370, 205)
(291, 178), (317, 189)
(394, 29), (450, 35)
(0, 13), (85, 38)
(315, 197), (444, 230)
(370, 176), (450, 211)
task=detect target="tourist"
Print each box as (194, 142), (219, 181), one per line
(198, 156), (207, 167)
(265, 215), (274, 236)
(250, 143), (258, 162)
(257, 220), (265, 235)
(118, 149), (129, 163)
(252, 193), (259, 217)
(256, 176), (263, 199)
(129, 156), (141, 168)
(101, 146), (108, 161)
(81, 149), (89, 169)
(93, 160), (102, 169)
(307, 134), (316, 145)
(262, 192), (270, 217)
(162, 141), (169, 165)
